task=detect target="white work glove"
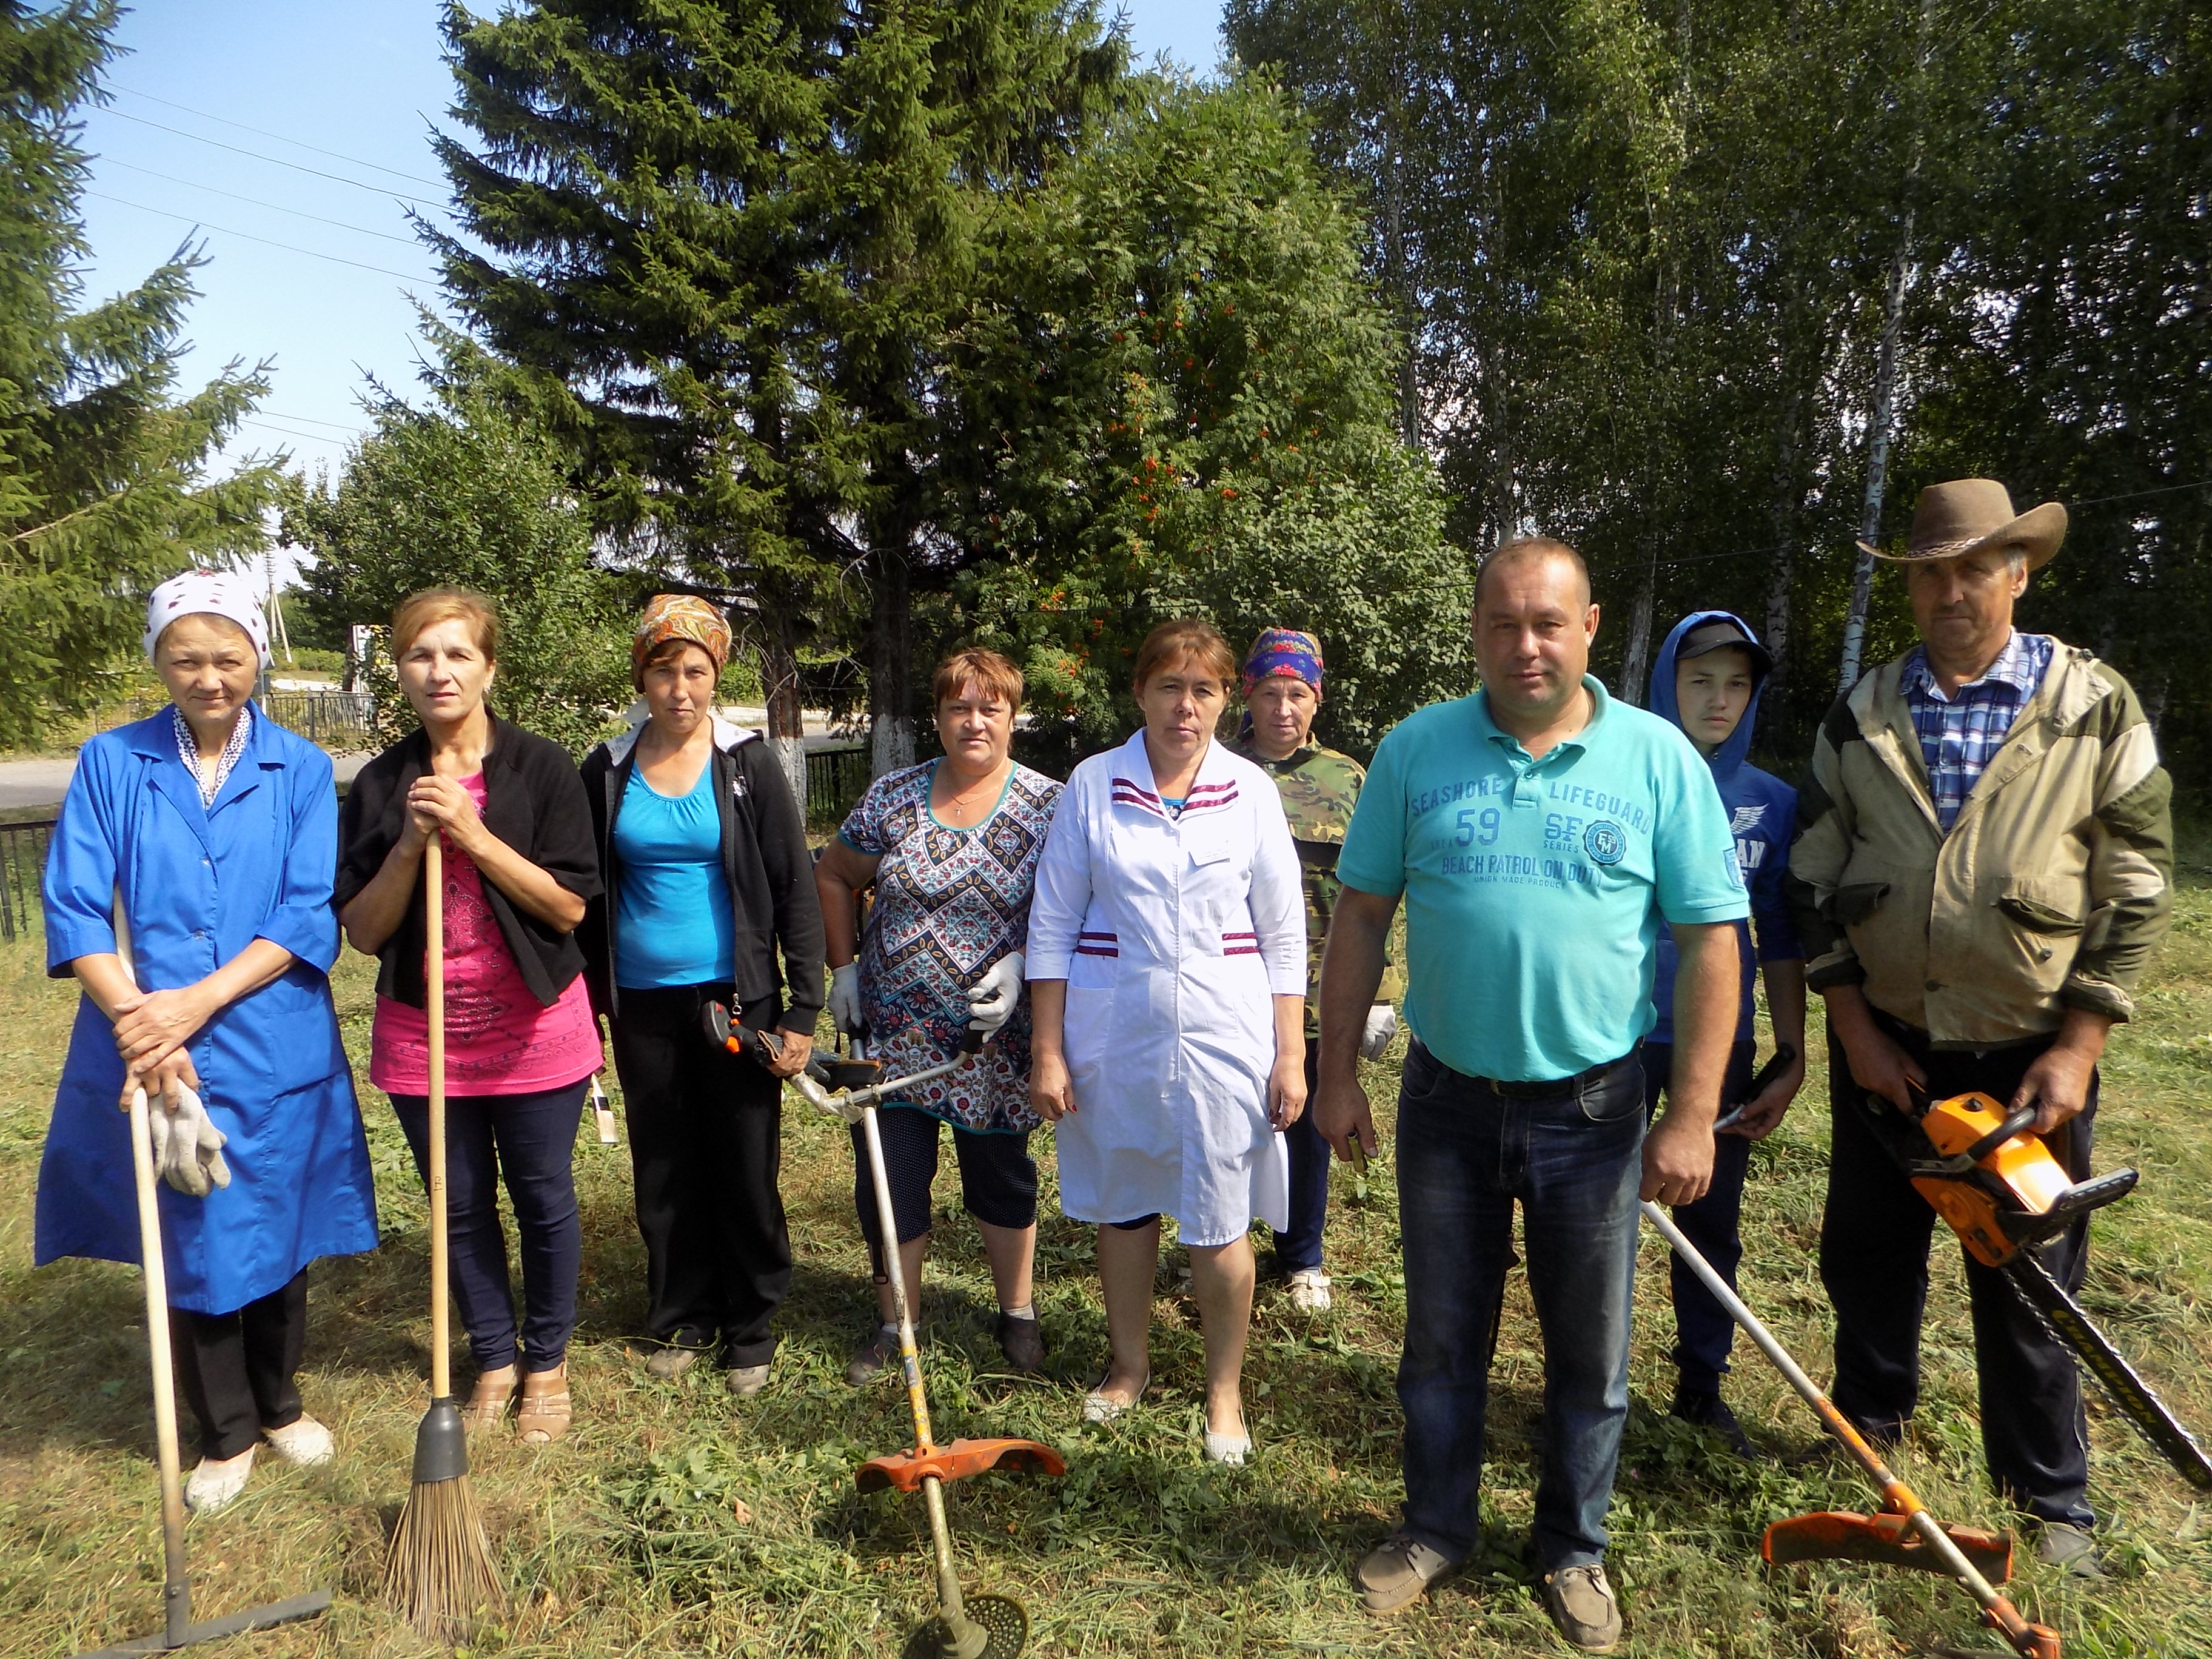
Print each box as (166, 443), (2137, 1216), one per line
(828, 962), (863, 1036)
(965, 952), (1026, 1040)
(1359, 1003), (1399, 1062)
(154, 1082), (230, 1198)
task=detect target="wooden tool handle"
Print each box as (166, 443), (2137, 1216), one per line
(130, 1085), (191, 1640)
(426, 836), (450, 1401)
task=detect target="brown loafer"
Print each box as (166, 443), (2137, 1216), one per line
(516, 1362), (572, 1445)
(463, 1366), (518, 1431)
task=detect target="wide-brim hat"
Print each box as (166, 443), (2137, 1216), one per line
(1860, 478), (2067, 572)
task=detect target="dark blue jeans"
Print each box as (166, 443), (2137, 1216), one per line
(1396, 1041), (1645, 1572)
(1640, 1041), (1757, 1395)
(391, 1080), (587, 1375)
(1274, 1038), (1329, 1274)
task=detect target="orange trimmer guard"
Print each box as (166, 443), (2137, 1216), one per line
(856, 1438), (1067, 1495)
(1764, 1509), (2014, 1581)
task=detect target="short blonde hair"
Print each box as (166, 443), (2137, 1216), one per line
(392, 587), (499, 662)
(1132, 618), (1236, 693)
(933, 647), (1024, 714)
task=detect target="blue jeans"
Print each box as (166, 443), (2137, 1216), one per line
(390, 1081), (587, 1375)
(1396, 1041), (1645, 1571)
(1640, 1041), (1756, 1394)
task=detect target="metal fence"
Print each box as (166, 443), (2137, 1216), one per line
(262, 690), (374, 751)
(806, 743), (872, 825)
(0, 819), (54, 943)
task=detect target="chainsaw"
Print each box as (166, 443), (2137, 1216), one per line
(1853, 1084), (2212, 1491)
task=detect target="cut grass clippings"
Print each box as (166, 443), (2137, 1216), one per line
(2, 886), (2211, 1654)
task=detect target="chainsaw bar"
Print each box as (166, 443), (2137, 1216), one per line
(2006, 1250), (2212, 1490)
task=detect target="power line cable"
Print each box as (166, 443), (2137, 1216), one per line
(85, 190), (431, 281)
(258, 409), (367, 434)
(112, 84), (452, 189)
(100, 158), (424, 246)
(235, 418), (345, 446)
(96, 109), (453, 213)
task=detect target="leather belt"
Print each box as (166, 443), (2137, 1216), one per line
(1413, 1039), (1641, 1101)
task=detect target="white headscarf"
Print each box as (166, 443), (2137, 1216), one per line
(143, 569), (272, 668)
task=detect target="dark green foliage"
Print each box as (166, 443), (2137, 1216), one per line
(429, 0), (1124, 748)
(0, 0), (284, 745)
(1229, 0), (2212, 780)
(283, 394), (635, 756)
(936, 75), (1473, 757)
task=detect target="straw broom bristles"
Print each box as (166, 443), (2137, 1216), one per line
(384, 1467), (503, 1641)
(384, 836), (505, 1642)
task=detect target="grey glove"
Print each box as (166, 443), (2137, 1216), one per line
(1359, 1003), (1400, 1062)
(156, 1082), (230, 1198)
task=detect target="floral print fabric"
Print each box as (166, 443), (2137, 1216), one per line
(839, 759), (1062, 1133)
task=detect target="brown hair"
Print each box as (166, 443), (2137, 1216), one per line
(392, 586), (500, 662)
(635, 635), (721, 688)
(1131, 618), (1237, 692)
(933, 647), (1024, 714)
(1475, 536), (1592, 608)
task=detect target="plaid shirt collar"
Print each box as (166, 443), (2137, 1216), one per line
(1899, 631), (2052, 831)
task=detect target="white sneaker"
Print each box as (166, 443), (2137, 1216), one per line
(184, 1446), (255, 1513)
(263, 1414), (335, 1467)
(1287, 1269), (1333, 1312)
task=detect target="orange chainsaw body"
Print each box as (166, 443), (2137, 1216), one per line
(1909, 1091), (2071, 1267)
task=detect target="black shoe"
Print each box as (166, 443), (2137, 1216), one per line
(1670, 1386), (1757, 1458)
(846, 1324), (904, 1387)
(995, 1312), (1045, 1373)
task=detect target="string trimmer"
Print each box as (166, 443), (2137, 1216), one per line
(1642, 1201), (2058, 1658)
(706, 1005), (1064, 1659)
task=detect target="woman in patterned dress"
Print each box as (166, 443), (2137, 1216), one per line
(814, 648), (1062, 1381)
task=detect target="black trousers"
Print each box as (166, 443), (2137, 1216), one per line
(169, 1269), (307, 1461)
(1820, 1016), (2096, 1527)
(851, 1103), (1038, 1250)
(1640, 1041), (1757, 1394)
(609, 983), (791, 1368)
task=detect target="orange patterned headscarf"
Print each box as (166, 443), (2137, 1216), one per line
(632, 594), (731, 683)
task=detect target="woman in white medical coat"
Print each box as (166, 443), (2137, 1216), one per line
(1028, 619), (1307, 1464)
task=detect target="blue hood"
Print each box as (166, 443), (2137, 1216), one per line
(1649, 609), (1765, 785)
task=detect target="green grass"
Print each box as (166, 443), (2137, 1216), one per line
(3, 897), (2211, 1657)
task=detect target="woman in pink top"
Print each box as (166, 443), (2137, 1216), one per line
(335, 589), (603, 1444)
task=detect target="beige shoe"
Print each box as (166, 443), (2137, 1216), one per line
(1542, 1563), (1623, 1652)
(183, 1446), (256, 1515)
(1355, 1530), (1455, 1614)
(261, 1413), (334, 1467)
(516, 1364), (572, 1445)
(463, 1366), (518, 1430)
(1081, 1370), (1149, 1424)
(1287, 1269), (1333, 1312)
(726, 1363), (772, 1399)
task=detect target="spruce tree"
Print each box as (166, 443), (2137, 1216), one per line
(431, 0), (1120, 785)
(0, 0), (283, 744)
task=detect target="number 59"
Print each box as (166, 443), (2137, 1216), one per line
(1455, 806), (1501, 846)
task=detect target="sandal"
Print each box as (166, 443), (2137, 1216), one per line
(517, 1362), (572, 1445)
(463, 1366), (518, 1431)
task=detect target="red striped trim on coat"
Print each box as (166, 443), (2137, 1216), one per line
(1222, 928), (1261, 957)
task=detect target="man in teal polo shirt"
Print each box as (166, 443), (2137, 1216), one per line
(1315, 537), (1745, 1650)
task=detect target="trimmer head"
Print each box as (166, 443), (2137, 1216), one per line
(857, 1438), (1066, 1495)
(901, 1593), (1028, 1659)
(1765, 1510), (2014, 1580)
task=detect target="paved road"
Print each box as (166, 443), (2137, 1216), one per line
(0, 751), (371, 811)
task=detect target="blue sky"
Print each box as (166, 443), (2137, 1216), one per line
(76, 2), (1230, 493)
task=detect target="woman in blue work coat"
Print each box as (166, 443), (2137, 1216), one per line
(36, 571), (378, 1515)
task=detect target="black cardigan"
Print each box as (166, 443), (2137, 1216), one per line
(577, 724), (825, 1028)
(334, 714), (602, 1008)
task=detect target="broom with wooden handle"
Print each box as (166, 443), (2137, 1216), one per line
(384, 834), (503, 1640)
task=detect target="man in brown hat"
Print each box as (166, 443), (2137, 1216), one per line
(1788, 478), (2173, 1575)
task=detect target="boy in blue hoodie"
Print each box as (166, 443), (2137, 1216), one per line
(1644, 612), (1806, 1455)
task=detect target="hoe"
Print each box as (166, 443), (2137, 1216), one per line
(709, 1007), (1064, 1659)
